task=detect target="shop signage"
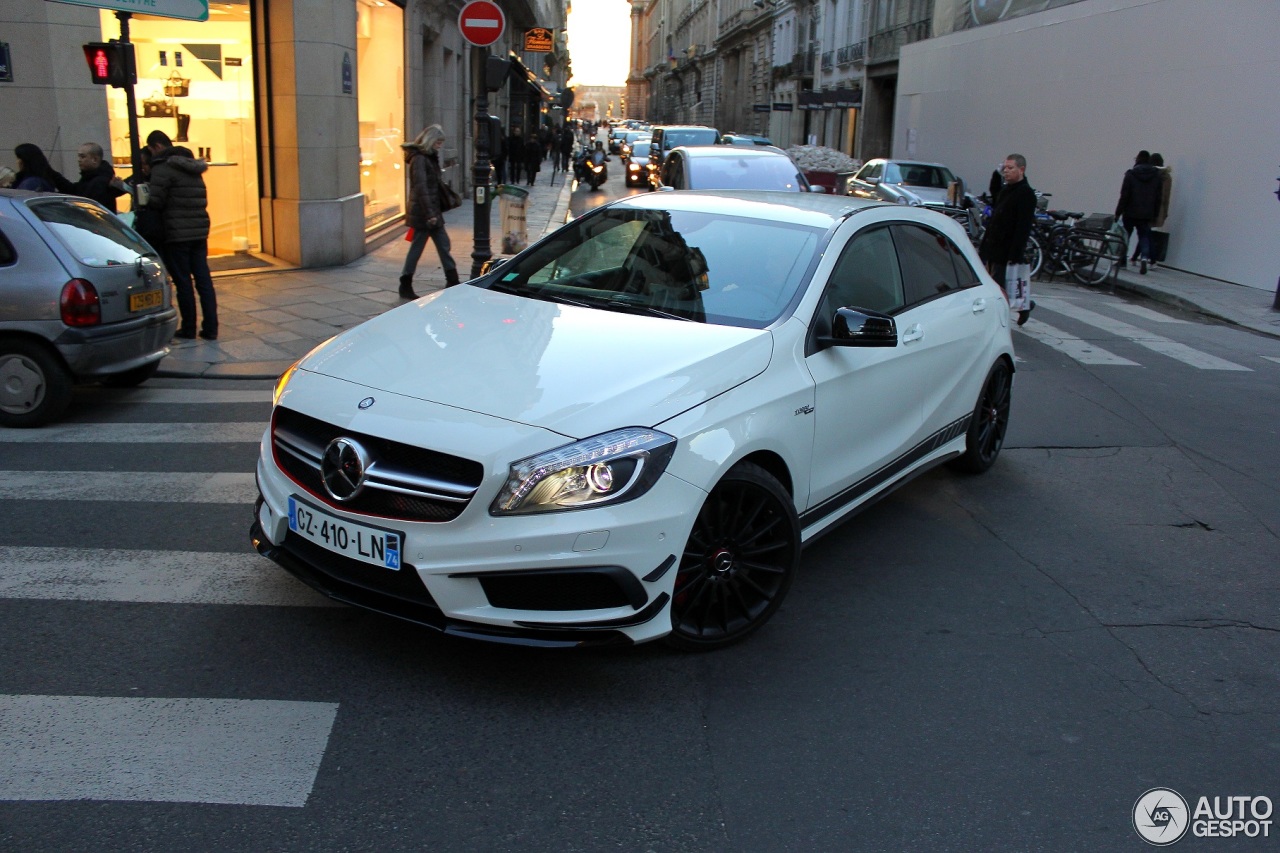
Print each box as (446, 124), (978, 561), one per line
(50, 0), (210, 23)
(752, 104), (771, 113)
(772, 102), (793, 112)
(0, 42), (11, 83)
(342, 52), (352, 94)
(458, 0), (505, 48)
(523, 27), (554, 52)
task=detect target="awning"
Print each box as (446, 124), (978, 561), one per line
(508, 53), (554, 102)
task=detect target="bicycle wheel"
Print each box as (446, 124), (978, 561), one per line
(1025, 235), (1043, 279)
(1041, 225), (1073, 278)
(1068, 231), (1119, 285)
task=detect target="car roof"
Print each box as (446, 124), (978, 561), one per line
(865, 158), (951, 169)
(672, 146), (791, 161)
(602, 190), (884, 229)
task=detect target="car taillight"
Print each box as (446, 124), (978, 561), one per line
(60, 278), (101, 327)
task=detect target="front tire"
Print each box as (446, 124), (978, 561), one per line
(951, 360), (1012, 474)
(666, 462), (800, 651)
(0, 340), (74, 428)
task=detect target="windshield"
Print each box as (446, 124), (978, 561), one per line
(28, 197), (155, 266)
(690, 155), (805, 191)
(663, 129), (719, 149)
(630, 142), (652, 158)
(884, 163), (956, 189)
(484, 206), (822, 328)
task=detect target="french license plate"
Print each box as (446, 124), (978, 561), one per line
(129, 289), (163, 311)
(287, 495), (402, 570)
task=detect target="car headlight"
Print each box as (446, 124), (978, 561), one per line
(490, 428), (677, 515)
(273, 359), (302, 407)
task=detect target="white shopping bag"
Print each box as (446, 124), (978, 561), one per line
(1005, 262), (1031, 312)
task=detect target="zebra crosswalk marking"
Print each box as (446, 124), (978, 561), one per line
(0, 471), (258, 503)
(0, 422), (266, 443)
(77, 388), (272, 404)
(1109, 303), (1191, 324)
(0, 546), (335, 606)
(1036, 298), (1251, 371)
(0, 695), (337, 806)
(1262, 356), (1280, 365)
(1016, 319), (1140, 365)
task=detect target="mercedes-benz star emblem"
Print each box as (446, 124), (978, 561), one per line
(358, 397), (375, 410)
(321, 437), (371, 501)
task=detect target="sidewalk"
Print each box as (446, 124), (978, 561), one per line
(162, 186), (1280, 380)
(161, 171), (576, 379)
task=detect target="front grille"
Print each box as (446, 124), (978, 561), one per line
(272, 406), (485, 522)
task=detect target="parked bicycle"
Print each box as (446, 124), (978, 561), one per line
(1037, 212), (1128, 286)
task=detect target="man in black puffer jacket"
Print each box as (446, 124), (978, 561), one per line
(979, 153), (1038, 326)
(146, 130), (218, 340)
(1115, 149), (1162, 274)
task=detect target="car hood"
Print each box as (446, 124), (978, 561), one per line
(298, 285), (774, 438)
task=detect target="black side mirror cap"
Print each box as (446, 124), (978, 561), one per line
(816, 307), (898, 348)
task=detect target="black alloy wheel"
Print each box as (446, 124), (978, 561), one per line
(667, 462), (800, 651)
(952, 359), (1012, 474)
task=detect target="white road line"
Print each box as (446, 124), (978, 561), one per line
(0, 546), (336, 607)
(1037, 298), (1250, 370)
(78, 388), (272, 404)
(0, 422), (265, 443)
(1263, 356), (1280, 365)
(0, 472), (258, 503)
(0, 695), (337, 806)
(1016, 319), (1140, 365)
(1109, 303), (1190, 324)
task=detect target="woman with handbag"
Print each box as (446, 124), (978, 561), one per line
(399, 125), (460, 298)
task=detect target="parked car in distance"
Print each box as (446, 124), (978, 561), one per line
(251, 191), (1015, 651)
(647, 125), (721, 187)
(848, 158), (966, 209)
(624, 140), (654, 187)
(656, 146), (814, 192)
(720, 133), (774, 147)
(0, 189), (177, 427)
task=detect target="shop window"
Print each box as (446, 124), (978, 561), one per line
(357, 0), (405, 231)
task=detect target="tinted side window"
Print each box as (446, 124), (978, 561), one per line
(0, 228), (14, 266)
(819, 226), (904, 318)
(892, 223), (963, 306)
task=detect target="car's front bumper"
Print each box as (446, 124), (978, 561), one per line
(253, 434), (709, 647)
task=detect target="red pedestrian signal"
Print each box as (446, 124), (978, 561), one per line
(82, 42), (135, 88)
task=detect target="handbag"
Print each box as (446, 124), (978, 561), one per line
(439, 181), (462, 212)
(143, 95), (176, 117)
(164, 71), (190, 97)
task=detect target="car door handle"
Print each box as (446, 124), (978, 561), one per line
(902, 323), (924, 344)
(971, 298), (987, 313)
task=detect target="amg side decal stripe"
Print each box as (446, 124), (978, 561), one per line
(799, 414), (971, 529)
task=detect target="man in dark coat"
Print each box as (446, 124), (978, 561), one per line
(1115, 150), (1162, 274)
(507, 127), (524, 184)
(146, 129), (218, 340)
(979, 153), (1037, 325)
(70, 142), (125, 212)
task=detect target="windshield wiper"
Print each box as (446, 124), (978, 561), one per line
(596, 298), (694, 322)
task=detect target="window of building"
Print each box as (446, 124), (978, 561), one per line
(356, 0), (405, 232)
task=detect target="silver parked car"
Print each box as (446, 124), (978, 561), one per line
(657, 146), (814, 192)
(0, 189), (177, 427)
(848, 158), (965, 208)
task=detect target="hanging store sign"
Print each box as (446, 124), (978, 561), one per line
(523, 27), (554, 52)
(49, 0), (210, 22)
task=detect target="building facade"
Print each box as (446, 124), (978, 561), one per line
(0, 0), (568, 269)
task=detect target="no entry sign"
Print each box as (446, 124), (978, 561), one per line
(459, 0), (505, 47)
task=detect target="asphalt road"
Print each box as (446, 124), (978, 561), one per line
(2, 169), (1278, 851)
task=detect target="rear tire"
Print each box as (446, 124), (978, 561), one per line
(0, 340), (74, 428)
(951, 360), (1012, 475)
(666, 462), (800, 651)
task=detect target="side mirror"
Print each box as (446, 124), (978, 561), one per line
(480, 256), (509, 275)
(816, 307), (898, 348)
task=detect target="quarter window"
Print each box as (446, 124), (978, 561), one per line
(0, 229), (14, 266)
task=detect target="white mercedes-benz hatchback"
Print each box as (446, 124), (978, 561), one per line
(252, 192), (1015, 650)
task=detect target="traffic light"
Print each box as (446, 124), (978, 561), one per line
(82, 42), (135, 88)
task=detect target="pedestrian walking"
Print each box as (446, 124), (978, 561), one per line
(978, 153), (1037, 326)
(489, 116), (507, 185)
(524, 133), (542, 186)
(70, 142), (125, 212)
(1115, 150), (1162, 274)
(1148, 152), (1173, 266)
(8, 143), (73, 193)
(399, 124), (460, 298)
(507, 126), (524, 185)
(146, 130), (218, 340)
(559, 125), (574, 173)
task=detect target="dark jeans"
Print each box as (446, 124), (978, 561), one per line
(1123, 217), (1152, 261)
(401, 222), (457, 279)
(164, 239), (217, 335)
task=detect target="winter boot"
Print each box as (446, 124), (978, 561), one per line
(444, 268), (461, 288)
(398, 275), (416, 299)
